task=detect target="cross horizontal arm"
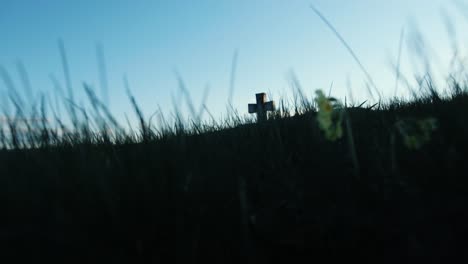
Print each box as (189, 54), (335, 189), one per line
(264, 101), (275, 111)
(248, 104), (258, 113)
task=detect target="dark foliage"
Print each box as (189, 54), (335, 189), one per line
(0, 85), (467, 263)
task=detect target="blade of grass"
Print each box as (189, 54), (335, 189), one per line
(96, 43), (109, 107)
(58, 39), (78, 128)
(309, 4), (381, 100)
(228, 49), (239, 110)
(394, 27), (405, 98)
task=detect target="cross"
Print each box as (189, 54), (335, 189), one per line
(248, 93), (275, 122)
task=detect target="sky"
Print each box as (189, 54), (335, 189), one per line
(1, 0), (468, 128)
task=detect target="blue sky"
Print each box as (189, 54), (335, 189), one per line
(0, 0), (467, 128)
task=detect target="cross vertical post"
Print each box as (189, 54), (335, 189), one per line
(248, 92), (275, 122)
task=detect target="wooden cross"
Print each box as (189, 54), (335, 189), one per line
(248, 93), (275, 122)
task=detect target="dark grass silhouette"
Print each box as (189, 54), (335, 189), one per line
(0, 76), (468, 263)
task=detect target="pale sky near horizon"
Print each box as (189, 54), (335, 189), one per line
(1, 0), (468, 127)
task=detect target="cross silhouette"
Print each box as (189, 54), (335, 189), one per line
(248, 93), (275, 122)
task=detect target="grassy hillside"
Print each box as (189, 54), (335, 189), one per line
(0, 81), (467, 263)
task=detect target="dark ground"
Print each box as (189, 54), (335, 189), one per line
(0, 93), (467, 263)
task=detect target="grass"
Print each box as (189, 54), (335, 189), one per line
(2, 9), (468, 263)
(1, 72), (468, 263)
